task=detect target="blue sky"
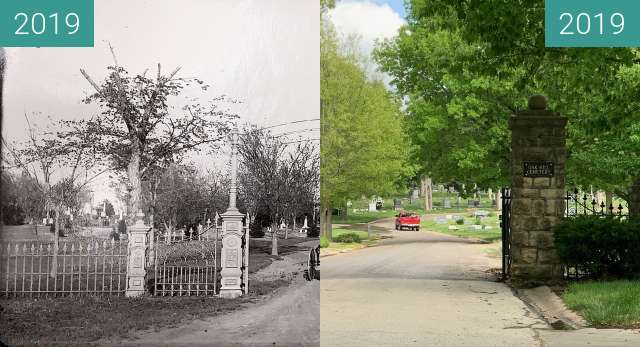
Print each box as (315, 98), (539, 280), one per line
(373, 0), (406, 18)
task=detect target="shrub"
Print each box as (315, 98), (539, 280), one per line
(320, 236), (329, 248)
(334, 232), (361, 243)
(455, 218), (464, 225)
(554, 216), (640, 278)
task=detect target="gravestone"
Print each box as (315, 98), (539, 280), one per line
(368, 202), (377, 212)
(509, 95), (566, 287)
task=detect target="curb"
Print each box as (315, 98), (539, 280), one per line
(515, 285), (586, 330)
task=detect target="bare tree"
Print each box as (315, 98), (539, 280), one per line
(68, 46), (237, 223)
(3, 115), (104, 277)
(238, 126), (319, 255)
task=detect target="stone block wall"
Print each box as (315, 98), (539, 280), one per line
(508, 96), (567, 287)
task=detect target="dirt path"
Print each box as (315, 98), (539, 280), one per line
(108, 242), (319, 347)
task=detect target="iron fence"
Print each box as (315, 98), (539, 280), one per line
(500, 188), (512, 280)
(0, 239), (127, 297)
(562, 188), (629, 280)
(565, 188), (628, 217)
(149, 226), (220, 296)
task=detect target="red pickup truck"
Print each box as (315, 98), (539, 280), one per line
(395, 211), (420, 231)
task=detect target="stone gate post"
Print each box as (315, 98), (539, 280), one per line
(219, 125), (244, 299)
(509, 95), (567, 287)
(126, 211), (148, 297)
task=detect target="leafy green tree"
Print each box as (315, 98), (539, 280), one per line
(321, 11), (409, 239)
(375, 0), (640, 215)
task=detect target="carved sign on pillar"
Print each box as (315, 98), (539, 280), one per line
(508, 95), (567, 287)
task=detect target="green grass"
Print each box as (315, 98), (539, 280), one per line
(319, 228), (376, 254)
(332, 210), (398, 224)
(332, 228), (369, 240)
(420, 215), (502, 242)
(563, 280), (640, 328)
(333, 193), (496, 224)
(345, 192), (496, 211)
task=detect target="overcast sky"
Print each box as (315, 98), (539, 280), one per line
(2, 0), (319, 206)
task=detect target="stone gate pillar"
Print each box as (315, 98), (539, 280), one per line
(509, 95), (567, 287)
(219, 125), (244, 299)
(630, 179), (640, 218)
(126, 211), (147, 297)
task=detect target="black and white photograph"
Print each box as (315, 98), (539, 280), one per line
(0, 1), (319, 346)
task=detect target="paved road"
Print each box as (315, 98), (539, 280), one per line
(321, 218), (640, 347)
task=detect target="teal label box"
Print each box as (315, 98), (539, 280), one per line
(546, 0), (640, 47)
(0, 0), (94, 47)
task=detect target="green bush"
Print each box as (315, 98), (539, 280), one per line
(320, 236), (329, 248)
(455, 218), (464, 225)
(554, 216), (640, 278)
(333, 232), (362, 243)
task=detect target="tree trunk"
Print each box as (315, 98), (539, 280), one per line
(630, 179), (640, 218)
(271, 223), (278, 256)
(422, 176), (433, 211)
(50, 209), (60, 278)
(292, 215), (296, 234)
(128, 141), (143, 222)
(320, 202), (332, 241)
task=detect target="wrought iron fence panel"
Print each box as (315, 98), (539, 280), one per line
(562, 188), (629, 280)
(149, 226), (220, 296)
(565, 188), (628, 217)
(500, 188), (512, 280)
(0, 239), (127, 297)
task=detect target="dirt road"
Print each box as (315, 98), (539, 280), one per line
(321, 217), (640, 347)
(110, 242), (319, 347)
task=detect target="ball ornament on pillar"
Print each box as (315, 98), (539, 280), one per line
(528, 94), (547, 111)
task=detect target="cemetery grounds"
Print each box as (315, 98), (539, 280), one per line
(0, 224), (316, 345)
(323, 191), (502, 258)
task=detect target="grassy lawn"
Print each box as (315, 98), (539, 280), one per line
(332, 210), (398, 224)
(0, 278), (288, 346)
(0, 236), (312, 345)
(333, 193), (494, 224)
(420, 214), (501, 242)
(562, 280), (640, 328)
(320, 228), (377, 254)
(332, 228), (369, 240)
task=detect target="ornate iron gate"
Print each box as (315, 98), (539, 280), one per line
(500, 187), (512, 279)
(148, 224), (220, 296)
